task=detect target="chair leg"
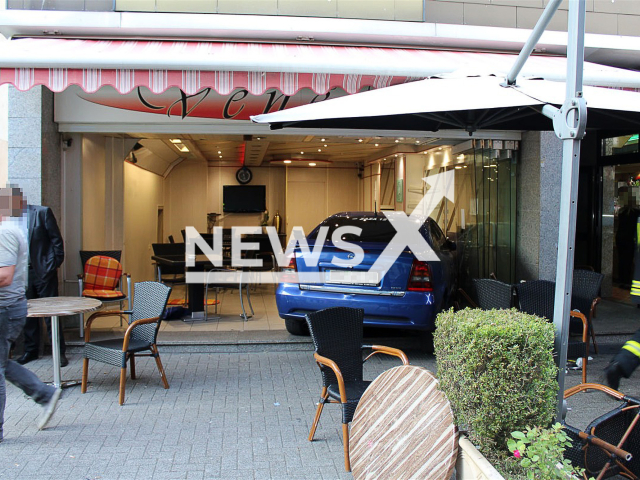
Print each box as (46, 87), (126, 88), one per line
(309, 387), (328, 441)
(130, 355), (136, 380)
(590, 324), (599, 354)
(79, 312), (84, 338)
(151, 345), (170, 389)
(81, 358), (89, 393)
(582, 355), (588, 384)
(342, 423), (351, 472)
(119, 367), (127, 405)
(246, 284), (254, 316)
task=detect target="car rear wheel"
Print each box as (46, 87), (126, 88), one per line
(285, 318), (309, 336)
(420, 331), (435, 354)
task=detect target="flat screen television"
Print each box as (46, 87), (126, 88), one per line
(223, 185), (266, 213)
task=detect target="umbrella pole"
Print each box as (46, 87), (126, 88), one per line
(550, 0), (587, 423)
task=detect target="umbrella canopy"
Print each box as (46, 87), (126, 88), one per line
(251, 75), (640, 133)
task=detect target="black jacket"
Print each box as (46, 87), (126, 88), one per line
(28, 204), (64, 279)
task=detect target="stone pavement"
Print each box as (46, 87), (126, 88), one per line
(1, 299), (639, 480)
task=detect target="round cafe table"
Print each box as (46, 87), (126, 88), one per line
(27, 296), (101, 388)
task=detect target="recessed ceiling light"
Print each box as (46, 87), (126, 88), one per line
(170, 138), (182, 144)
(256, 137), (262, 140)
(284, 160), (292, 164)
(455, 166), (462, 170)
(374, 143), (379, 147)
(176, 144), (189, 152)
(218, 150), (222, 154)
(318, 149), (322, 152)
(219, 155), (222, 158)
(300, 151), (304, 154)
(309, 162), (316, 167)
(415, 140), (420, 144)
(321, 138), (326, 142)
(395, 140), (400, 143)
(358, 139), (363, 143)
(323, 144), (328, 147)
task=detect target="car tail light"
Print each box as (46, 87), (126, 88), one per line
(407, 260), (433, 291)
(287, 254), (297, 271)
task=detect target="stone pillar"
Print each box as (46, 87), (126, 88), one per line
(8, 86), (61, 218)
(516, 131), (563, 281)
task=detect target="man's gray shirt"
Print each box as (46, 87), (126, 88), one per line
(0, 222), (27, 306)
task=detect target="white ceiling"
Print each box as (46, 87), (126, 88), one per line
(125, 132), (461, 175)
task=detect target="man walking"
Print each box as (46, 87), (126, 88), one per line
(16, 202), (66, 366)
(0, 186), (61, 442)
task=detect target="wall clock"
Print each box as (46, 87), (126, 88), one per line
(236, 167), (252, 184)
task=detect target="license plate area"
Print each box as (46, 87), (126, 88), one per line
(325, 269), (379, 286)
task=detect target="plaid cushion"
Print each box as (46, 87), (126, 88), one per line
(84, 256), (122, 291)
(82, 289), (127, 300)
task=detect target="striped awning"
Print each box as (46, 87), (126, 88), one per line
(1, 38), (640, 95)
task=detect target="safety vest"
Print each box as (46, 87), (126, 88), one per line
(632, 216), (640, 304)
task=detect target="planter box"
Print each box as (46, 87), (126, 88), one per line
(456, 437), (505, 480)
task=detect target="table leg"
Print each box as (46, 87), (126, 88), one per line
(50, 315), (82, 389)
(50, 315), (61, 388)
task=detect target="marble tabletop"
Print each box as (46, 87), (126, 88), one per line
(27, 296), (102, 317)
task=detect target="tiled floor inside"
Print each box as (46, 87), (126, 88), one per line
(75, 284), (286, 339)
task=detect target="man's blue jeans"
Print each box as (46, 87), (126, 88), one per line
(0, 298), (55, 440)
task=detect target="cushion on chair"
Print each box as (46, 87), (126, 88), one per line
(83, 256), (123, 291)
(82, 289), (127, 300)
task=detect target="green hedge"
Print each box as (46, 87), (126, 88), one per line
(435, 308), (558, 454)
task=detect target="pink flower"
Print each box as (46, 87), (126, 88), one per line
(513, 450), (522, 459)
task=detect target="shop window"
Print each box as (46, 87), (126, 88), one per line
(602, 134), (639, 157)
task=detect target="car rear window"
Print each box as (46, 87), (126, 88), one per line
(308, 215), (398, 243)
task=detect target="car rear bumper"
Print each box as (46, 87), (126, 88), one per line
(276, 283), (438, 331)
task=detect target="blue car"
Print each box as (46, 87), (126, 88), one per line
(276, 212), (457, 343)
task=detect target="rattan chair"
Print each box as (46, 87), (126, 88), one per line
(456, 278), (515, 310)
(564, 383), (640, 479)
(81, 281), (171, 405)
(305, 307), (410, 472)
(572, 269), (603, 354)
(515, 280), (591, 383)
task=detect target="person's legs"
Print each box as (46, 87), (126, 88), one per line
(21, 273), (41, 359)
(25, 273), (66, 358)
(606, 328), (640, 389)
(0, 300), (57, 440)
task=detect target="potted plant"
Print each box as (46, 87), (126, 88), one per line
(434, 308), (572, 479)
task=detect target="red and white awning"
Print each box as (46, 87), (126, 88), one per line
(1, 38), (640, 95)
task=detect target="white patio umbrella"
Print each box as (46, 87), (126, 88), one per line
(251, 74), (640, 133)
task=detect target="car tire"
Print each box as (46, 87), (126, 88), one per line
(285, 318), (309, 336)
(420, 331), (435, 354)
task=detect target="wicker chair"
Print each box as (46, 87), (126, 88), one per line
(572, 269), (603, 354)
(515, 280), (590, 383)
(305, 307), (409, 472)
(472, 278), (515, 309)
(563, 383), (639, 479)
(81, 281), (172, 405)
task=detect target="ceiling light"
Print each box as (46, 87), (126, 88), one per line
(324, 144), (328, 147)
(176, 144), (190, 152)
(455, 166), (462, 170)
(219, 155), (222, 158)
(218, 150), (222, 154)
(318, 149), (322, 152)
(170, 138), (182, 144)
(256, 137), (262, 140)
(358, 139), (363, 143)
(309, 162), (316, 167)
(284, 160), (292, 164)
(321, 138), (326, 142)
(395, 140), (400, 143)
(374, 143), (379, 147)
(415, 140), (420, 144)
